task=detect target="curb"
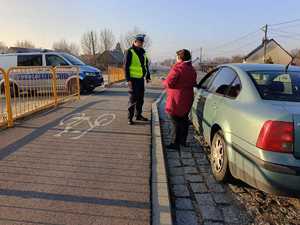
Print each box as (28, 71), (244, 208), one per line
(151, 92), (173, 225)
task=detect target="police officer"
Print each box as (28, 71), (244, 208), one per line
(124, 34), (151, 125)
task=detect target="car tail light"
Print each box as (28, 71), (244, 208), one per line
(256, 121), (294, 153)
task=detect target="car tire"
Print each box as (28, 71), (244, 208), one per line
(10, 83), (19, 98)
(79, 81), (85, 94)
(0, 84), (4, 95)
(86, 87), (95, 93)
(210, 130), (230, 182)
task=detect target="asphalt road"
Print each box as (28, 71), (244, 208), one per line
(0, 86), (161, 225)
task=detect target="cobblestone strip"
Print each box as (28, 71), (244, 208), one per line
(158, 102), (251, 225)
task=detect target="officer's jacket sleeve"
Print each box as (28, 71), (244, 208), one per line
(146, 57), (151, 80)
(123, 50), (132, 81)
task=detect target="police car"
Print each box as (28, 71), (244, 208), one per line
(0, 49), (104, 95)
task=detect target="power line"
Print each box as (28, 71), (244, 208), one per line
(210, 39), (261, 58)
(270, 32), (300, 41)
(211, 38), (261, 54)
(270, 18), (300, 27)
(207, 29), (260, 51)
(269, 28), (300, 37)
(203, 18), (300, 59)
(207, 34), (261, 53)
(272, 22), (300, 30)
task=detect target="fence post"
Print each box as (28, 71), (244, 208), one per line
(107, 66), (111, 86)
(76, 67), (80, 100)
(3, 69), (13, 127)
(51, 67), (58, 106)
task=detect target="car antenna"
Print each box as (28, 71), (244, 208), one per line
(285, 56), (295, 73)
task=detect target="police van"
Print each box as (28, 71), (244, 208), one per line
(0, 50), (104, 95)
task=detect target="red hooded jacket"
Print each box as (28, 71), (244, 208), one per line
(163, 61), (197, 117)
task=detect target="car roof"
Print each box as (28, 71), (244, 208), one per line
(220, 63), (300, 72)
(0, 52), (66, 56)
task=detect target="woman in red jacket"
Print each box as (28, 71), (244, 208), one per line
(163, 49), (197, 149)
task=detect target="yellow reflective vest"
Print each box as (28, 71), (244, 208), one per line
(129, 49), (148, 79)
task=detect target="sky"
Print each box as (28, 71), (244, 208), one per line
(1, 0), (300, 61)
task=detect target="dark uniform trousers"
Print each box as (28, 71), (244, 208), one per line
(128, 78), (145, 120)
(169, 114), (190, 145)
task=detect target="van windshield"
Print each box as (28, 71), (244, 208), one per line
(61, 53), (85, 66)
(248, 70), (300, 102)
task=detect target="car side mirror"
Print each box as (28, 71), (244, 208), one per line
(197, 83), (207, 90)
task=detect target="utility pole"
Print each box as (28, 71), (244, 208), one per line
(199, 47), (203, 64)
(262, 24), (268, 63)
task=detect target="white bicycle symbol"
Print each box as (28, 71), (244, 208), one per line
(54, 113), (116, 140)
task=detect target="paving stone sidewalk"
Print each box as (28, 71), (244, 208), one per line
(158, 100), (252, 225)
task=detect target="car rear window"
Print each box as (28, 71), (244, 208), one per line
(248, 70), (300, 102)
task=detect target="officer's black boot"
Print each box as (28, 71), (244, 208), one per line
(136, 115), (149, 121)
(128, 109), (135, 125)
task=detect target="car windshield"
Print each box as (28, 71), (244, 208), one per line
(61, 53), (85, 66)
(248, 70), (300, 102)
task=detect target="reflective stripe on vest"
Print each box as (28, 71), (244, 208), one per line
(129, 49), (147, 79)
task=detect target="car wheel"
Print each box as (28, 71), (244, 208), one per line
(0, 83), (19, 97)
(87, 87), (95, 93)
(79, 81), (85, 94)
(210, 130), (230, 182)
(10, 83), (19, 98)
(0, 84), (4, 95)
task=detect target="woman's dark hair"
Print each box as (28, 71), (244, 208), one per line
(176, 49), (191, 61)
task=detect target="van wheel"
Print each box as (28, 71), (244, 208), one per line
(0, 84), (4, 95)
(210, 130), (230, 182)
(86, 87), (95, 93)
(80, 81), (85, 94)
(0, 83), (19, 97)
(10, 84), (19, 98)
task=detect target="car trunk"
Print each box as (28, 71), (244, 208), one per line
(281, 103), (300, 159)
(270, 101), (300, 159)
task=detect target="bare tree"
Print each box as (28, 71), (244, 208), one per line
(0, 42), (8, 53)
(231, 55), (244, 63)
(211, 56), (231, 64)
(53, 39), (79, 56)
(81, 30), (100, 56)
(291, 49), (300, 58)
(15, 40), (35, 48)
(122, 27), (151, 50)
(99, 28), (115, 52)
(160, 58), (176, 67)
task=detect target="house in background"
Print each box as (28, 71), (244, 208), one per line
(244, 39), (293, 65)
(97, 43), (124, 70)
